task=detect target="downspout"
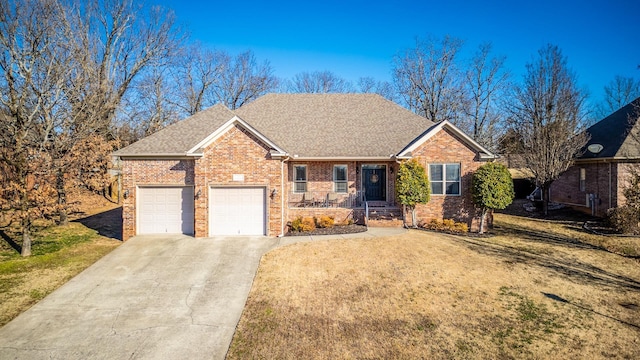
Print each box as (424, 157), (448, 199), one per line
(609, 162), (612, 210)
(279, 156), (290, 237)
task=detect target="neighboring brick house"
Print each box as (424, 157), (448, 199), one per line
(113, 93), (495, 240)
(551, 97), (640, 216)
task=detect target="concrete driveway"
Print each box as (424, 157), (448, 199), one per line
(0, 234), (279, 360)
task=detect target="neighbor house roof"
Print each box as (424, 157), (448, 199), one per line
(579, 97), (640, 160)
(114, 93), (494, 159)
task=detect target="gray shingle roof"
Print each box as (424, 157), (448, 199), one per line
(114, 93), (435, 158)
(113, 104), (236, 156)
(580, 97), (640, 160)
(234, 93), (434, 157)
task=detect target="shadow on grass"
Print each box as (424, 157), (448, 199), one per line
(543, 292), (640, 330)
(0, 229), (21, 253)
(494, 222), (607, 252)
(75, 207), (122, 241)
(448, 234), (640, 292)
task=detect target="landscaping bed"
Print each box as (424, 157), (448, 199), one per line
(286, 224), (367, 236)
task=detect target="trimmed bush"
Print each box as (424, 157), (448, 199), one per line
(423, 218), (468, 233)
(606, 206), (640, 234)
(316, 216), (335, 228)
(291, 216), (317, 232)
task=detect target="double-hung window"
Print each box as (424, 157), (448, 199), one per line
(333, 165), (348, 193)
(430, 163), (461, 195)
(294, 165), (307, 193)
(579, 168), (586, 192)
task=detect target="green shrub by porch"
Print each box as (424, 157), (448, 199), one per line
(396, 159), (430, 227)
(472, 162), (514, 233)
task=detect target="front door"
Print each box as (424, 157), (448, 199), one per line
(362, 165), (386, 201)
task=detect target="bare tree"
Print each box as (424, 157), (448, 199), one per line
(463, 43), (509, 150)
(210, 50), (279, 109)
(286, 70), (354, 93)
(508, 44), (589, 215)
(50, 0), (182, 223)
(392, 35), (466, 124)
(357, 77), (396, 101)
(595, 75), (640, 118)
(0, 0), (69, 256)
(172, 44), (221, 116)
(0, 0), (183, 256)
(119, 68), (181, 140)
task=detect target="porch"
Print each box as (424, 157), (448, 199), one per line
(287, 190), (404, 227)
(287, 190), (365, 209)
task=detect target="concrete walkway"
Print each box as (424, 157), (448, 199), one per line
(0, 227), (406, 360)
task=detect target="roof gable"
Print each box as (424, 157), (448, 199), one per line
(398, 120), (495, 159)
(188, 115), (286, 156)
(580, 97), (640, 160)
(113, 104), (236, 157)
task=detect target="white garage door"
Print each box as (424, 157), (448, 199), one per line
(137, 187), (194, 235)
(210, 187), (266, 236)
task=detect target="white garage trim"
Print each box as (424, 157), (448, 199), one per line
(137, 186), (194, 235)
(209, 187), (266, 236)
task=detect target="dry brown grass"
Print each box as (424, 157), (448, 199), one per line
(228, 213), (640, 359)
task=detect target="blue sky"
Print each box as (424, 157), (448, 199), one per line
(156, 0), (640, 105)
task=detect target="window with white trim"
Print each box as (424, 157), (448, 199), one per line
(579, 168), (586, 192)
(294, 165), (307, 193)
(430, 163), (461, 195)
(333, 165), (348, 193)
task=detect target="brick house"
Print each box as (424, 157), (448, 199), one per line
(551, 97), (640, 216)
(113, 93), (494, 240)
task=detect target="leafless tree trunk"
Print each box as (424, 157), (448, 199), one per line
(392, 35), (466, 124)
(508, 44), (589, 215)
(286, 70), (353, 93)
(464, 43), (509, 150)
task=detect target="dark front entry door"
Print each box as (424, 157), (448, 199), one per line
(363, 166), (386, 201)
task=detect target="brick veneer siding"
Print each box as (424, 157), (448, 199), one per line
(284, 161), (394, 229)
(551, 162), (622, 217)
(194, 125), (283, 237)
(121, 125), (490, 238)
(121, 159), (196, 240)
(409, 128), (485, 231)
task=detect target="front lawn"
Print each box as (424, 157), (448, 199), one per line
(228, 213), (640, 359)
(0, 222), (120, 326)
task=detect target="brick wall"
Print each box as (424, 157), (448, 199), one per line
(195, 125), (283, 237)
(121, 125), (491, 238)
(409, 128), (485, 231)
(284, 161), (395, 227)
(551, 162), (620, 217)
(121, 159), (195, 240)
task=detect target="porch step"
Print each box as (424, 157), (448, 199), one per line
(367, 207), (404, 227)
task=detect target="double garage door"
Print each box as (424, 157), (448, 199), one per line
(137, 186), (265, 236)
